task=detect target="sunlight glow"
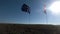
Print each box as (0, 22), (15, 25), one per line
(49, 1), (60, 15)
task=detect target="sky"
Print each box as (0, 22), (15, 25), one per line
(0, 0), (60, 25)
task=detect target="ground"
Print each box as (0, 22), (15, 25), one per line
(0, 24), (59, 34)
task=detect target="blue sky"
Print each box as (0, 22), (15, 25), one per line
(0, 0), (60, 25)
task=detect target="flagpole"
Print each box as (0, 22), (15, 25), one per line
(29, 14), (30, 24)
(28, 12), (30, 24)
(44, 3), (48, 24)
(28, 7), (30, 24)
(46, 13), (48, 24)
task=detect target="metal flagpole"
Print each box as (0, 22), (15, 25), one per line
(46, 13), (48, 24)
(28, 8), (30, 24)
(28, 0), (30, 24)
(29, 14), (30, 24)
(45, 7), (48, 24)
(44, 3), (48, 24)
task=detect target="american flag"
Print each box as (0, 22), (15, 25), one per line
(44, 4), (46, 14)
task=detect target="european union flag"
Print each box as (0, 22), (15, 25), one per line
(21, 4), (30, 14)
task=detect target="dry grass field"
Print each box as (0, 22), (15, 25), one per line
(0, 24), (59, 34)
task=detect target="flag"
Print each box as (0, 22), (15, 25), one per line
(21, 4), (30, 14)
(44, 4), (46, 14)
